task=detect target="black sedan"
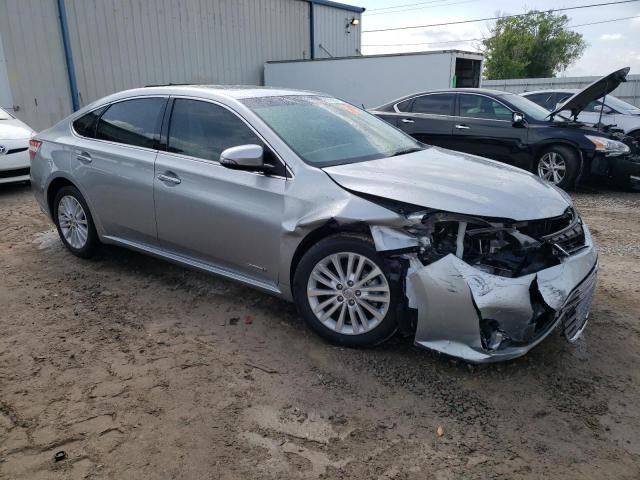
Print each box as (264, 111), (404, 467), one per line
(372, 88), (639, 190)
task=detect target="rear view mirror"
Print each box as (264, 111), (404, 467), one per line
(220, 144), (267, 171)
(512, 111), (525, 126)
(595, 104), (613, 114)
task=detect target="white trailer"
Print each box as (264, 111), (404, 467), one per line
(264, 50), (483, 108)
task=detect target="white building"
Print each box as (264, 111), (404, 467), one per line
(0, 0), (364, 130)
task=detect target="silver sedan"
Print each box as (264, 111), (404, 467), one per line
(30, 86), (598, 363)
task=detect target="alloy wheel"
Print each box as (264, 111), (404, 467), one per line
(306, 252), (391, 335)
(57, 195), (89, 249)
(538, 152), (567, 185)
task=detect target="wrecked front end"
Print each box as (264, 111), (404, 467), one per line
(371, 207), (598, 363)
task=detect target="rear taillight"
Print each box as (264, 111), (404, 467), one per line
(29, 139), (42, 161)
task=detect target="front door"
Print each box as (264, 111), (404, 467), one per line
(451, 93), (528, 166)
(153, 98), (286, 287)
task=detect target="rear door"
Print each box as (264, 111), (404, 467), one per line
(71, 97), (167, 244)
(153, 98), (286, 287)
(394, 93), (455, 148)
(450, 93), (527, 164)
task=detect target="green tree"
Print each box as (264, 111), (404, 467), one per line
(482, 11), (587, 80)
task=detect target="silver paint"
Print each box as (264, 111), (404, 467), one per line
(407, 226), (597, 363)
(323, 146), (571, 221)
(30, 85), (598, 363)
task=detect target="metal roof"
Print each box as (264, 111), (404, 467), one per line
(308, 0), (365, 13)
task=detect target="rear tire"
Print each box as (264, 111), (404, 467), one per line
(535, 145), (580, 190)
(53, 186), (99, 258)
(293, 234), (398, 348)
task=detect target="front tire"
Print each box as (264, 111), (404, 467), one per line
(536, 145), (579, 189)
(293, 234), (398, 348)
(53, 186), (99, 258)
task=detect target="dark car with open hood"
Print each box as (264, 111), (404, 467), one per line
(372, 67), (639, 190)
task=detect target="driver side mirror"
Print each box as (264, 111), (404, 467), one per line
(512, 111), (526, 127)
(220, 144), (272, 172)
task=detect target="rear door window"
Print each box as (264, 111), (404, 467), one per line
(459, 94), (512, 121)
(95, 98), (166, 148)
(411, 94), (455, 115)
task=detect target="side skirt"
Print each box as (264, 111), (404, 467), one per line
(101, 235), (283, 297)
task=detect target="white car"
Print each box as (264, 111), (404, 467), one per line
(0, 107), (35, 184)
(521, 68), (640, 139)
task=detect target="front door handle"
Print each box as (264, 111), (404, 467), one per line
(158, 172), (181, 185)
(76, 151), (92, 163)
(401, 118), (415, 124)
(455, 124), (470, 130)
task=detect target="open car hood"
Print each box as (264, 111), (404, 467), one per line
(550, 67), (630, 117)
(322, 147), (571, 221)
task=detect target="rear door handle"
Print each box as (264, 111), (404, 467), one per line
(158, 172), (181, 185)
(455, 124), (470, 130)
(401, 118), (414, 124)
(76, 151), (92, 163)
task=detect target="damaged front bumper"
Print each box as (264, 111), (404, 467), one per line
(405, 225), (598, 363)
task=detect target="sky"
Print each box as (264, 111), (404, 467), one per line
(356, 0), (640, 76)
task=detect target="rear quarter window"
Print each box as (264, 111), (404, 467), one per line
(394, 99), (413, 112)
(72, 106), (106, 138)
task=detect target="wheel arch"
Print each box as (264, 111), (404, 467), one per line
(531, 139), (583, 169)
(45, 175), (104, 235)
(530, 140), (586, 186)
(627, 128), (640, 139)
(46, 176), (77, 218)
(288, 221), (372, 292)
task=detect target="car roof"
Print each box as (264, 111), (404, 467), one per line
(405, 88), (514, 96)
(82, 85), (323, 111)
(375, 88), (515, 109)
(522, 89), (580, 95)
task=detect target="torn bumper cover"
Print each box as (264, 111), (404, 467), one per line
(405, 225), (598, 363)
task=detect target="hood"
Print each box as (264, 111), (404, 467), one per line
(550, 67), (630, 118)
(323, 147), (571, 221)
(0, 119), (34, 140)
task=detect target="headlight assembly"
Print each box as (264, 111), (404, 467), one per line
(585, 135), (630, 157)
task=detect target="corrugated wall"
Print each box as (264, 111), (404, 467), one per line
(64, 0), (311, 107)
(0, 0), (73, 130)
(0, 0), (362, 130)
(313, 4), (361, 59)
(484, 75), (640, 107)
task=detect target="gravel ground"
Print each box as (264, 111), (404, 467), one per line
(1, 183), (639, 479)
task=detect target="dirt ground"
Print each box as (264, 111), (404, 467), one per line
(1, 183), (639, 480)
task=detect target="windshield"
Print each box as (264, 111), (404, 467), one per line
(604, 95), (639, 113)
(0, 107), (13, 120)
(241, 95), (424, 167)
(500, 93), (553, 121)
